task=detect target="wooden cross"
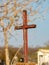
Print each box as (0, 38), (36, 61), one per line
(15, 10), (36, 62)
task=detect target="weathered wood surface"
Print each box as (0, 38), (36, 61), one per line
(16, 62), (36, 65)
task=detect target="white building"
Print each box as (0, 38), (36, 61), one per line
(37, 49), (49, 65)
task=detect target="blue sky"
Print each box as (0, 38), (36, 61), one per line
(0, 0), (49, 47)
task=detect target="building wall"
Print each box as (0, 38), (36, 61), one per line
(37, 49), (49, 65)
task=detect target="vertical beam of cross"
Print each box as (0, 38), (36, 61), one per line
(15, 10), (36, 62)
(23, 10), (28, 62)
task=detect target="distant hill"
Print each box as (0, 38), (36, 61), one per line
(0, 46), (38, 63)
(0, 45), (49, 63)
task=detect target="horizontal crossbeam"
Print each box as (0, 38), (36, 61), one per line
(15, 24), (36, 30)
